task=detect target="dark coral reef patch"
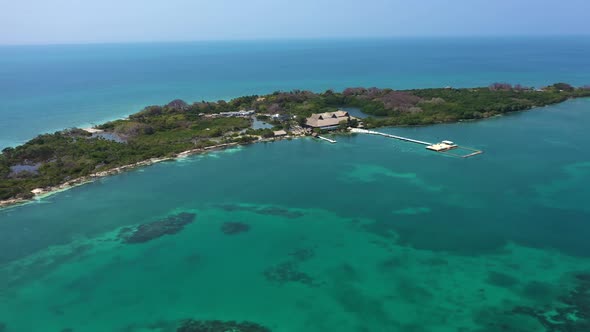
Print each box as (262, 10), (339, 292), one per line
(218, 204), (303, 219)
(288, 248), (315, 262)
(511, 272), (590, 332)
(264, 262), (315, 286)
(177, 319), (271, 332)
(257, 207), (304, 219)
(119, 212), (196, 244)
(221, 222), (250, 235)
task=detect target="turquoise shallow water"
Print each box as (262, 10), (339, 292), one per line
(1, 99), (589, 331)
(1, 37), (590, 148)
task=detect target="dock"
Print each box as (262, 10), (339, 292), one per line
(350, 128), (432, 145)
(464, 151), (482, 158)
(350, 128), (482, 158)
(317, 136), (337, 144)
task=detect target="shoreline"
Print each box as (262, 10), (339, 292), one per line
(2, 91), (588, 210)
(0, 97), (581, 210)
(0, 136), (295, 210)
(0, 115), (131, 151)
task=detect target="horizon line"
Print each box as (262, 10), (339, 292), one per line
(2, 34), (590, 47)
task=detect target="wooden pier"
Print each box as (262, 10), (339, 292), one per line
(350, 128), (482, 158)
(317, 136), (337, 144)
(350, 128), (432, 145)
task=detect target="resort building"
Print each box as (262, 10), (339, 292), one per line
(273, 130), (287, 137)
(305, 110), (351, 130)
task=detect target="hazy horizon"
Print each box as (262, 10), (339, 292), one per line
(1, 0), (589, 45)
(2, 34), (590, 47)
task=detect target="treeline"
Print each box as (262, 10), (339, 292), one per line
(0, 114), (253, 200)
(345, 83), (590, 127)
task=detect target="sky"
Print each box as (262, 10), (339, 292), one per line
(0, 0), (589, 45)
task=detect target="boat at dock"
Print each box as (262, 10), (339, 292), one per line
(350, 128), (482, 158)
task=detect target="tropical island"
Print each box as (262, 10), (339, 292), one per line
(1, 82), (589, 206)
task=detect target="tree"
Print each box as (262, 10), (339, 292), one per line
(489, 83), (512, 91)
(552, 83), (574, 92)
(298, 116), (307, 127)
(260, 129), (274, 138)
(166, 99), (188, 111)
(2, 147), (14, 155)
(338, 120), (348, 131)
(208, 128), (223, 137)
(268, 103), (282, 114)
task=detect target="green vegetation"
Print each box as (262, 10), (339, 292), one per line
(338, 83), (590, 127)
(1, 83), (589, 202)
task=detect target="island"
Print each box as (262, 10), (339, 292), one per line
(1, 82), (589, 207)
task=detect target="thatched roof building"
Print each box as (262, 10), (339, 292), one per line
(305, 110), (350, 129)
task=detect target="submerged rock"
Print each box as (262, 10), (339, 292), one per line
(221, 222), (250, 235)
(119, 212), (196, 244)
(177, 319), (271, 332)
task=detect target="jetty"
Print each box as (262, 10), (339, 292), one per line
(317, 136), (337, 144)
(350, 128), (482, 158)
(351, 128), (431, 145)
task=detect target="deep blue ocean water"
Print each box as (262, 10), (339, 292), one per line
(1, 38), (590, 331)
(1, 37), (590, 148)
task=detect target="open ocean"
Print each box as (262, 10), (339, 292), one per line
(1, 37), (590, 148)
(1, 38), (590, 331)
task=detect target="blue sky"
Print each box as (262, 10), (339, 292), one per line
(1, 0), (589, 44)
